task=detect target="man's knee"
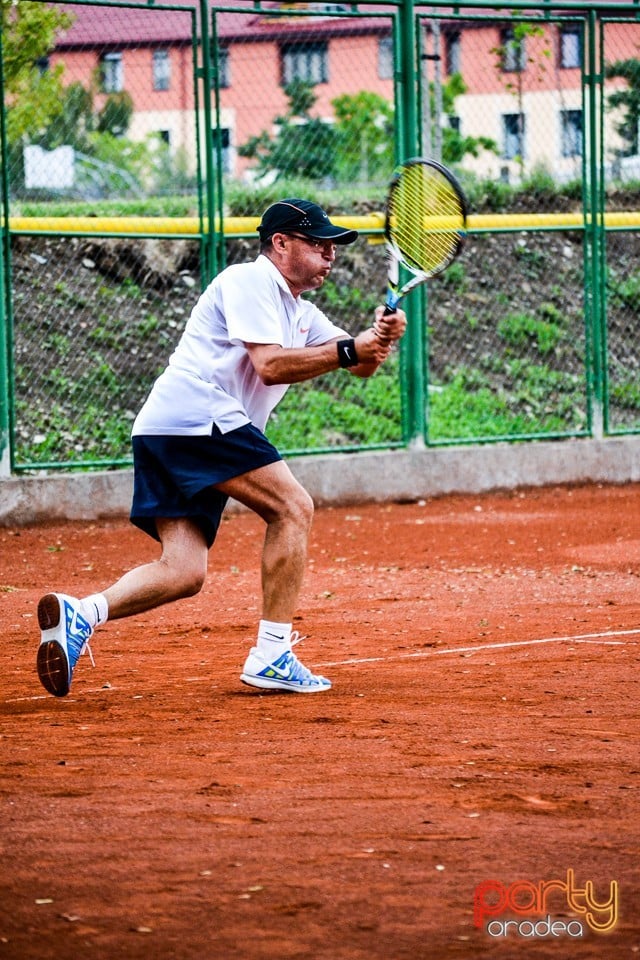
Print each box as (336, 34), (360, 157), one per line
(285, 485), (314, 530)
(157, 518), (208, 598)
(177, 565), (207, 599)
(160, 551), (207, 599)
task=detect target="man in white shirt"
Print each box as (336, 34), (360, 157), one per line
(36, 198), (406, 697)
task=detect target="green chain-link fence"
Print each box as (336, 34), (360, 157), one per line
(1, 0), (640, 472)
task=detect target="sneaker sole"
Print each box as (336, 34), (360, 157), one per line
(36, 594), (70, 697)
(240, 673), (331, 693)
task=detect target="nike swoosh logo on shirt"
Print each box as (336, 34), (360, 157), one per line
(266, 632), (285, 640)
(300, 326), (310, 333)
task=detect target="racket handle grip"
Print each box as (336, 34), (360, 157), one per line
(384, 291), (401, 315)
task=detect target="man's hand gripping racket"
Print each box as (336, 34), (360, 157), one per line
(383, 157), (468, 318)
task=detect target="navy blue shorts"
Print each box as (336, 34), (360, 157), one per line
(130, 423), (282, 548)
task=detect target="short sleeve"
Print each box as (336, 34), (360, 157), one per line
(221, 264), (285, 346)
(301, 301), (348, 346)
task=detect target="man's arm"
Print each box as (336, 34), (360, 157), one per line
(246, 307), (407, 386)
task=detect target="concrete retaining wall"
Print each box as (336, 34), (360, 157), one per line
(2, 435), (640, 527)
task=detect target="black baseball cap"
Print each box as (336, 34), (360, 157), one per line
(258, 198), (358, 245)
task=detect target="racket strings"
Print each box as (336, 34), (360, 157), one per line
(389, 165), (464, 275)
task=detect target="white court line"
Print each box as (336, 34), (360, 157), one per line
(317, 628), (640, 668)
(6, 630), (638, 703)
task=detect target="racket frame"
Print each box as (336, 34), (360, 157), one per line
(384, 157), (468, 312)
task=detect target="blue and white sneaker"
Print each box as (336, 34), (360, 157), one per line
(240, 633), (331, 693)
(36, 593), (94, 697)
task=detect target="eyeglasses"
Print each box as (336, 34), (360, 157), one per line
(285, 233), (337, 253)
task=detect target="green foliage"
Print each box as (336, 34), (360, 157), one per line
(464, 176), (512, 212)
(238, 80), (338, 180)
(497, 311), (564, 354)
(12, 172), (587, 221)
(609, 378), (640, 411)
(151, 145), (198, 195)
(439, 74), (498, 164)
(2, 0), (72, 146)
(538, 301), (564, 324)
(15, 196), (202, 218)
(513, 243), (546, 270)
(16, 398), (134, 463)
(428, 361), (584, 440)
(438, 261), (466, 292)
(309, 277), (379, 326)
(605, 58), (640, 156)
(266, 363), (402, 451)
(331, 91), (394, 182)
(428, 371), (516, 439)
(40, 81), (94, 153)
(19, 68), (188, 198)
(520, 163), (558, 203)
(97, 91), (134, 138)
(608, 269), (640, 311)
(238, 74), (494, 184)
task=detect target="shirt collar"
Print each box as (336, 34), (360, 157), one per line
(258, 253), (299, 303)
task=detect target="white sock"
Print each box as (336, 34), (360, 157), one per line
(256, 619), (292, 661)
(79, 593), (109, 629)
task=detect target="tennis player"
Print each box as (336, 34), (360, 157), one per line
(36, 198), (406, 697)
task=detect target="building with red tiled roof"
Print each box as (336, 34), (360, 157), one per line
(49, 2), (640, 185)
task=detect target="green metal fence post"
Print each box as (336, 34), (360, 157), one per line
(199, 0), (224, 282)
(395, 0), (426, 447)
(597, 12), (609, 436)
(0, 232), (9, 477)
(0, 15), (11, 476)
(583, 8), (605, 439)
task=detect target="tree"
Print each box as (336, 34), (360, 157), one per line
(605, 58), (640, 157)
(238, 79), (338, 180)
(39, 81), (94, 153)
(432, 73), (497, 165)
(492, 19), (549, 176)
(97, 91), (134, 138)
(1, 0), (72, 145)
(331, 91), (394, 183)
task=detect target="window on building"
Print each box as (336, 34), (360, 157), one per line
(561, 109), (582, 157)
(36, 56), (50, 75)
(157, 130), (171, 146)
(500, 28), (526, 72)
(445, 31), (461, 75)
(153, 50), (171, 91)
(447, 115), (461, 133)
(281, 42), (328, 85)
(560, 24), (582, 69)
(212, 127), (232, 174)
(210, 45), (230, 88)
(100, 52), (124, 93)
(503, 113), (525, 159)
(378, 37), (393, 80)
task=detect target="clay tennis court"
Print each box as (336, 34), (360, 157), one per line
(1, 481), (639, 959)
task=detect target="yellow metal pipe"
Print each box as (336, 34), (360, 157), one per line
(6, 211), (640, 235)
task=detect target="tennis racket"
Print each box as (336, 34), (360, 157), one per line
(384, 157), (468, 314)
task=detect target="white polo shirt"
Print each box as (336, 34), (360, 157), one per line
(132, 254), (347, 437)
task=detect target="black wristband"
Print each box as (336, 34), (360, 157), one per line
(337, 338), (359, 368)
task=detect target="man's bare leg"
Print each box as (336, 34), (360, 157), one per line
(216, 459), (314, 623)
(216, 460), (330, 691)
(103, 517), (209, 619)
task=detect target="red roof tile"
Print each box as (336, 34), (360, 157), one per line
(56, 1), (391, 48)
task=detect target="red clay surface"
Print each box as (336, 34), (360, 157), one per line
(1, 483), (639, 960)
